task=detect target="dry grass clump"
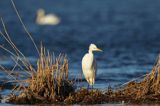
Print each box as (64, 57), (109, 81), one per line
(0, 1), (75, 104)
(110, 54), (160, 104)
(0, 3), (74, 103)
(64, 88), (106, 105)
(7, 47), (74, 104)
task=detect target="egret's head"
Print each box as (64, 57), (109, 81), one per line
(37, 9), (45, 16)
(89, 44), (102, 52)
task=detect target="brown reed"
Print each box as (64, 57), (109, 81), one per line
(7, 46), (74, 104)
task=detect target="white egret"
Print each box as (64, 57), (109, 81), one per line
(36, 9), (60, 25)
(82, 44), (102, 88)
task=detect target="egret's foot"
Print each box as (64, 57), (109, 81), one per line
(87, 84), (94, 90)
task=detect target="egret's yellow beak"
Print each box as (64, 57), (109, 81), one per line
(96, 48), (103, 52)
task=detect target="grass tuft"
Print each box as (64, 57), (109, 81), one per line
(7, 46), (74, 104)
(64, 88), (106, 105)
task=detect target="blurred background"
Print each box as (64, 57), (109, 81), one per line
(0, 0), (160, 88)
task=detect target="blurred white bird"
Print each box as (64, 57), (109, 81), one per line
(36, 9), (60, 25)
(82, 44), (102, 88)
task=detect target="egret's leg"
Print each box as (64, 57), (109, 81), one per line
(87, 84), (90, 89)
(91, 78), (94, 90)
(87, 77), (90, 89)
(91, 85), (94, 98)
(92, 85), (93, 90)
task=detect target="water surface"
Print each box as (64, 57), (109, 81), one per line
(0, 0), (160, 105)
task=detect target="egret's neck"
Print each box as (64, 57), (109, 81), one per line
(88, 49), (93, 54)
(37, 13), (44, 23)
(38, 12), (44, 18)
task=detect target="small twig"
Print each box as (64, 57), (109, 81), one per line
(11, 56), (32, 75)
(11, 0), (40, 55)
(0, 65), (16, 80)
(116, 73), (149, 89)
(0, 19), (34, 73)
(6, 60), (18, 78)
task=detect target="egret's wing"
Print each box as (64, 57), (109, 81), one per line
(93, 59), (97, 77)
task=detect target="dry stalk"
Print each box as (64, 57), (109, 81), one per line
(114, 54), (160, 102)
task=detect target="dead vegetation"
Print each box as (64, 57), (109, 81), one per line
(0, 0), (74, 104)
(100, 55), (160, 104)
(64, 88), (106, 105)
(7, 47), (74, 104)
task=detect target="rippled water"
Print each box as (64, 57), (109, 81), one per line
(0, 0), (160, 105)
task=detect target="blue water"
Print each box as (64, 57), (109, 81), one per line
(0, 0), (160, 104)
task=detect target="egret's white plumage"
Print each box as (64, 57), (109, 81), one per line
(36, 9), (60, 25)
(82, 44), (102, 86)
